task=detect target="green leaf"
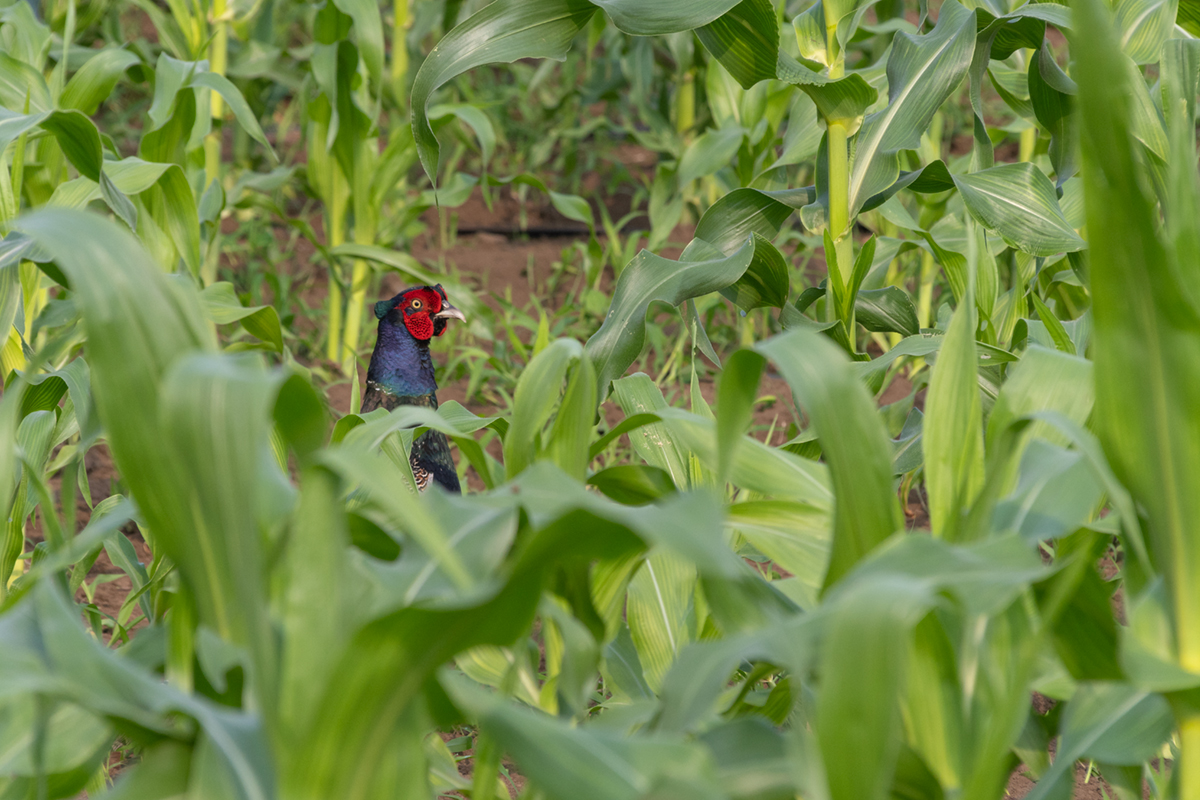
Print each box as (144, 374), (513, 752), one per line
(953, 163), (1085, 256)
(1115, 0), (1178, 64)
(986, 345), (1094, 452)
(587, 465), (677, 505)
(12, 211), (282, 708)
(716, 349), (765, 485)
(36, 109), (104, 182)
(585, 238), (755, 401)
(429, 103), (496, 170)
(544, 354), (597, 481)
(99, 171), (138, 232)
(201, 282), (284, 352)
(60, 48), (140, 115)
(1076, 0), (1200, 675)
(817, 579), (934, 800)
(1028, 43), (1078, 187)
(776, 55), (879, 131)
(0, 51), (51, 112)
(188, 71), (276, 159)
(0, 581), (275, 799)
(627, 551), (695, 691)
(847, 0), (975, 215)
(590, 0), (741, 34)
(856, 286), (920, 336)
(695, 0), (779, 89)
(330, 0), (384, 85)
(611, 376), (695, 490)
(922, 299), (983, 540)
(727, 500), (831, 608)
(1030, 293), (1075, 355)
(1023, 683), (1173, 800)
(504, 338), (584, 478)
(678, 126), (746, 186)
(757, 330), (902, 589)
(411, 0), (597, 186)
(445, 675), (717, 800)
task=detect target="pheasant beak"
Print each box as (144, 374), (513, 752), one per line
(434, 303), (466, 322)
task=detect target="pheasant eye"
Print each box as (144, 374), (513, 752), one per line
(411, 299), (422, 309)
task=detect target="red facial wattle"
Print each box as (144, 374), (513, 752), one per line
(398, 288), (443, 341)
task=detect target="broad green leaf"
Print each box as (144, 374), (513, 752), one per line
(286, 466), (727, 799)
(968, 7), (1051, 167)
(100, 171), (138, 232)
(922, 299), (983, 540)
(12, 211), (282, 707)
(995, 440), (1104, 542)
(757, 330), (902, 589)
(856, 286), (920, 336)
(953, 163), (1085, 256)
(792, 1), (828, 66)
(817, 578), (934, 800)
(682, 235), (790, 311)
(611, 375), (693, 489)
(544, 354), (597, 481)
(0, 581), (275, 799)
(201, 282), (284, 352)
(0, 51), (51, 112)
(1162, 39), (1200, 314)
(715, 349), (765, 484)
(847, 0), (974, 215)
(1023, 683), (1172, 800)
(693, 187), (798, 251)
(590, 0), (741, 34)
(987, 345), (1094, 451)
(1076, 0), (1200, 675)
(504, 338), (584, 478)
(587, 465), (677, 505)
(727, 500), (831, 608)
(695, 0), (779, 89)
(0, 110), (104, 183)
(1180, 0), (1200, 35)
(46, 157), (200, 275)
(188, 71), (275, 159)
(776, 55), (879, 130)
(586, 238), (754, 401)
(411, 0), (597, 185)
(278, 468), (350, 737)
(655, 406), (834, 505)
(1028, 43), (1077, 187)
(1116, 0), (1178, 64)
(445, 675), (718, 800)
(429, 103), (496, 170)
(330, 0), (384, 85)
(627, 551), (695, 691)
(679, 126), (746, 186)
(60, 48), (140, 115)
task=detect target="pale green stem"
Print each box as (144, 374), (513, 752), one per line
(822, 15), (855, 340)
(204, 0), (228, 199)
(917, 249), (936, 329)
(675, 69), (695, 138)
(1180, 716), (1200, 800)
(326, 165), (348, 363)
(341, 144), (378, 373)
(50, 0), (76, 102)
(390, 0), (412, 107)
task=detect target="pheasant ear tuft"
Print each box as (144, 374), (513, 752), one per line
(374, 300), (392, 320)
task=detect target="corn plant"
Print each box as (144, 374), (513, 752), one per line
(3, 0), (1200, 797)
